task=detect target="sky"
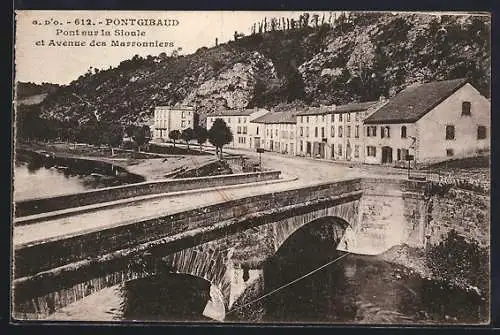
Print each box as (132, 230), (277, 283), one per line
(15, 10), (483, 85)
(15, 10), (337, 85)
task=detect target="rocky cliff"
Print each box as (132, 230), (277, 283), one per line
(30, 12), (490, 128)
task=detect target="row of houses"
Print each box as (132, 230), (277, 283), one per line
(152, 78), (490, 165)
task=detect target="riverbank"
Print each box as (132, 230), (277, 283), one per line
(378, 242), (488, 304)
(17, 142), (218, 181)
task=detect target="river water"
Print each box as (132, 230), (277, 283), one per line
(44, 220), (488, 324)
(13, 151), (144, 200)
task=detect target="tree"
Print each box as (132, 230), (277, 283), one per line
(132, 125), (149, 151)
(208, 118), (233, 159)
(125, 124), (136, 137)
(181, 127), (195, 150)
(169, 129), (181, 148)
(194, 126), (208, 151)
(101, 123), (123, 156)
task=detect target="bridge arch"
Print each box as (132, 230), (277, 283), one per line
(271, 200), (359, 253)
(120, 272), (225, 321)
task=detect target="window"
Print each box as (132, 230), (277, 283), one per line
(338, 126), (343, 138)
(182, 111), (185, 118)
(446, 149), (454, 157)
(256, 127), (259, 135)
(321, 127), (325, 138)
(355, 112), (359, 121)
(243, 117), (247, 123)
(462, 101), (471, 116)
(181, 120), (186, 128)
(306, 116), (310, 123)
(478, 126), (487, 139)
(331, 114), (335, 123)
(331, 144), (335, 158)
(354, 145), (360, 158)
(237, 126), (242, 134)
(300, 127), (304, 136)
(300, 141), (303, 152)
(338, 144), (343, 156)
(401, 126), (407, 138)
(367, 146), (376, 157)
(322, 115), (325, 122)
(381, 126), (390, 138)
(331, 126), (335, 137)
(446, 125), (455, 140)
(397, 148), (408, 161)
(306, 127), (310, 137)
(266, 129), (269, 136)
(355, 125), (359, 138)
(243, 126), (247, 134)
(339, 114), (343, 122)
(367, 126), (377, 137)
(347, 126), (351, 138)
(315, 127), (318, 137)
(347, 113), (351, 122)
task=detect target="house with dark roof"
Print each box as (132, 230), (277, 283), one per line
(295, 100), (384, 161)
(251, 111), (297, 155)
(206, 108), (270, 149)
(363, 78), (490, 165)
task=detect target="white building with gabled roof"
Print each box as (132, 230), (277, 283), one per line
(363, 78), (490, 165)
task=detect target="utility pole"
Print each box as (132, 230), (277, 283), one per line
(408, 136), (417, 180)
(257, 147), (264, 171)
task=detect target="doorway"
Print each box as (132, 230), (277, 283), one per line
(381, 146), (393, 164)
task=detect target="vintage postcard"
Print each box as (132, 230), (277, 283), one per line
(12, 10), (491, 325)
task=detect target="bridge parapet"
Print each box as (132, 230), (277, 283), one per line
(15, 170), (282, 218)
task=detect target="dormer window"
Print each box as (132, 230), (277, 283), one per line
(462, 101), (471, 116)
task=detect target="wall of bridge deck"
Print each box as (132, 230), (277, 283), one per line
(15, 170), (281, 217)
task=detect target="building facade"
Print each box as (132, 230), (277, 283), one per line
(364, 78), (490, 165)
(206, 108), (270, 149)
(251, 112), (297, 155)
(295, 101), (383, 162)
(153, 106), (199, 141)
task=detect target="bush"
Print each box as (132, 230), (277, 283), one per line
(426, 230), (489, 294)
(121, 140), (138, 151)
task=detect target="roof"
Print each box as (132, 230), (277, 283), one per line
(296, 101), (379, 116)
(335, 101), (379, 113)
(252, 111), (297, 124)
(211, 109), (262, 117)
(296, 106), (335, 116)
(364, 78), (469, 124)
(155, 105), (195, 110)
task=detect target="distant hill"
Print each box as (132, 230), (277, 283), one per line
(32, 12), (490, 129)
(16, 82), (60, 100)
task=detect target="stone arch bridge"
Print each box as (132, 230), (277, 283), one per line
(13, 177), (427, 321)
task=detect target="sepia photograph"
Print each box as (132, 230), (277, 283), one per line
(12, 10), (491, 325)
